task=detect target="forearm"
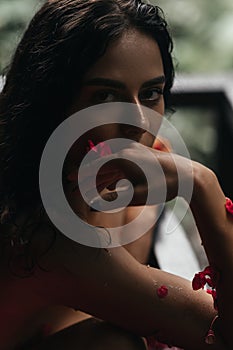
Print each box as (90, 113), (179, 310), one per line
(64, 242), (224, 350)
(190, 164), (232, 266)
(189, 163), (233, 346)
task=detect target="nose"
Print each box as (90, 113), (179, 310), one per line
(120, 98), (148, 142)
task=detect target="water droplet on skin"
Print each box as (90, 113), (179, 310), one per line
(168, 285), (183, 291)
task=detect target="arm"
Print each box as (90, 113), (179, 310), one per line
(53, 234), (224, 350)
(189, 163), (233, 347)
(62, 145), (233, 348)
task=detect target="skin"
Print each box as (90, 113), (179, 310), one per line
(65, 28), (164, 262)
(1, 29), (233, 350)
(0, 28), (165, 350)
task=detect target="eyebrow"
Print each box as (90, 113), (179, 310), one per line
(141, 76), (165, 89)
(83, 76), (166, 90)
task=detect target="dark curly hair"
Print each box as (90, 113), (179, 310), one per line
(0, 0), (174, 257)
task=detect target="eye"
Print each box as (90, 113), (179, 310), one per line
(139, 88), (163, 105)
(92, 90), (120, 103)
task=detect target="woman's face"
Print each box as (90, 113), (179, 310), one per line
(64, 29), (165, 216)
(67, 29), (165, 165)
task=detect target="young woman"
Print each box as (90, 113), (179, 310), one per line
(0, 1), (233, 349)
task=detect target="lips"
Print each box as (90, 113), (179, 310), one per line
(67, 140), (113, 182)
(67, 140), (126, 197)
(87, 139), (112, 156)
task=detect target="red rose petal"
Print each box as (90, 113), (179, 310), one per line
(157, 285), (168, 298)
(225, 197), (233, 216)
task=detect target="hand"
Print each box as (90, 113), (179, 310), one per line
(76, 142), (194, 210)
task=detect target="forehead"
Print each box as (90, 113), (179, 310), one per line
(84, 29), (164, 85)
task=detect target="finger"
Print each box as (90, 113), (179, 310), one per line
(79, 153), (118, 179)
(67, 167), (121, 183)
(79, 170), (125, 195)
(89, 185), (152, 211)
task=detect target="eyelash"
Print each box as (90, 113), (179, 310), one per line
(139, 88), (164, 106)
(92, 87), (164, 105)
(92, 90), (121, 103)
